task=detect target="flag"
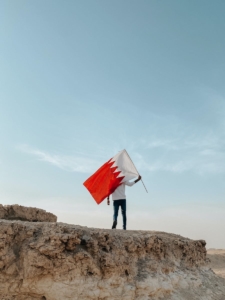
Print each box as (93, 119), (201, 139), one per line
(83, 149), (139, 204)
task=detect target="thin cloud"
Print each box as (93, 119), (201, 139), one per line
(18, 145), (101, 173)
(17, 126), (225, 176)
(133, 132), (225, 175)
(146, 139), (180, 151)
(135, 153), (225, 175)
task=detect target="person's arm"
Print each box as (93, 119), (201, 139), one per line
(125, 175), (142, 186)
(134, 175), (142, 183)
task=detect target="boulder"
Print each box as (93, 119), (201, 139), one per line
(0, 204), (57, 222)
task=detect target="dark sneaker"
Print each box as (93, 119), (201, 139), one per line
(112, 220), (117, 229)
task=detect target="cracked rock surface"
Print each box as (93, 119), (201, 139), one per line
(0, 220), (224, 300)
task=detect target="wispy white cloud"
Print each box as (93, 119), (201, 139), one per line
(132, 130), (225, 175)
(18, 134), (225, 176)
(18, 144), (101, 173)
(137, 90), (225, 166)
(145, 139), (180, 151)
(18, 91), (225, 177)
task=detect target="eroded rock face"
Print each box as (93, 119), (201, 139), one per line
(0, 205), (57, 222)
(0, 220), (224, 300)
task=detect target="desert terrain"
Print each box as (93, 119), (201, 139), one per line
(207, 249), (225, 279)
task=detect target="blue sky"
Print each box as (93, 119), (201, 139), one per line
(1, 1), (225, 248)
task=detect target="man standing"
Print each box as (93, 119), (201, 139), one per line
(107, 175), (142, 230)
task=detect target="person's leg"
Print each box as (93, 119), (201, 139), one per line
(112, 200), (119, 229)
(121, 200), (127, 230)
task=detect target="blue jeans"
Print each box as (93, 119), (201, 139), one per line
(113, 199), (126, 230)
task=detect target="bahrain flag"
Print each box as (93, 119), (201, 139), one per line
(83, 149), (139, 204)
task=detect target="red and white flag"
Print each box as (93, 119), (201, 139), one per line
(83, 149), (139, 204)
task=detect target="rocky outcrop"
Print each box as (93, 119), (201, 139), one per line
(0, 205), (57, 222)
(0, 219), (224, 300)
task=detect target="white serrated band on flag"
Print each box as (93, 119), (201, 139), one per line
(109, 149), (138, 182)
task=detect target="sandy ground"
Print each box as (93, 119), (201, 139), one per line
(207, 249), (225, 279)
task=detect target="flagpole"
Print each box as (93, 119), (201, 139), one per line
(124, 149), (148, 193)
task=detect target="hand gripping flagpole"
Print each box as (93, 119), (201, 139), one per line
(124, 149), (148, 193)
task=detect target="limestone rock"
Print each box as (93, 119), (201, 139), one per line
(0, 204), (57, 222)
(0, 220), (224, 300)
